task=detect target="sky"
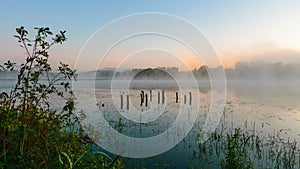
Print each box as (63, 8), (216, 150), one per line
(0, 0), (300, 70)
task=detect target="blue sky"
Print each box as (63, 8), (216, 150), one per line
(1, 0), (300, 69)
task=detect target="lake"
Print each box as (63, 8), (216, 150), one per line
(1, 77), (300, 168)
(73, 79), (300, 168)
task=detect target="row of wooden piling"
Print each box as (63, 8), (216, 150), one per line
(120, 94), (130, 110)
(119, 91), (192, 110)
(176, 92), (192, 105)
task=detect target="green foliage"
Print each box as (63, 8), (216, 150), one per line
(0, 27), (124, 169)
(221, 128), (254, 169)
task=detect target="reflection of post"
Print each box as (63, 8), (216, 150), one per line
(145, 94), (148, 107)
(184, 95), (186, 104)
(162, 90), (165, 104)
(175, 92), (178, 103)
(150, 90), (152, 102)
(189, 92), (192, 105)
(140, 114), (142, 134)
(126, 95), (129, 110)
(120, 94), (123, 109)
(158, 91), (160, 104)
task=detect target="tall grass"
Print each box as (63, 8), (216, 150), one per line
(195, 121), (300, 169)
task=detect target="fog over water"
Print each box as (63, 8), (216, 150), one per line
(68, 62), (300, 140)
(1, 62), (300, 168)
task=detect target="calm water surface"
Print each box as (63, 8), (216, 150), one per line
(1, 77), (300, 168)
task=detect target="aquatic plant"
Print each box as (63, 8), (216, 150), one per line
(195, 121), (300, 169)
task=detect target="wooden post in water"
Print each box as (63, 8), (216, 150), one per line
(126, 95), (129, 110)
(120, 94), (123, 109)
(140, 91), (144, 107)
(162, 90), (165, 104)
(189, 92), (192, 105)
(184, 95), (186, 104)
(158, 91), (160, 104)
(145, 94), (148, 107)
(175, 92), (178, 103)
(150, 90), (152, 102)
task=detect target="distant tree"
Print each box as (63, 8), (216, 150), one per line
(192, 65), (209, 79)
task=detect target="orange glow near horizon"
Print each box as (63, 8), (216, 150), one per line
(3, 39), (300, 71)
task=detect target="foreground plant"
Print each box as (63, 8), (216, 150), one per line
(0, 27), (124, 168)
(194, 123), (300, 169)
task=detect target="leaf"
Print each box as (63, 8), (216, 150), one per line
(13, 35), (21, 40)
(0, 162), (5, 168)
(0, 92), (9, 99)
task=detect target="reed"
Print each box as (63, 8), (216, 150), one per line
(196, 121), (300, 169)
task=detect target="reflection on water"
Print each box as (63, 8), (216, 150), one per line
(72, 80), (300, 168)
(1, 78), (300, 168)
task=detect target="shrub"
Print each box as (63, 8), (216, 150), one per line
(0, 26), (124, 169)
